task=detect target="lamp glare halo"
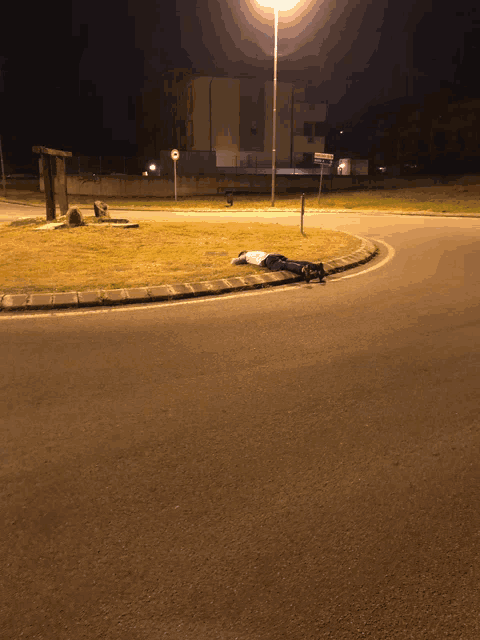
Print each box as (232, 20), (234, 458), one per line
(257, 0), (301, 11)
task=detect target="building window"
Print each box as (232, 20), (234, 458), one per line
(304, 122), (313, 137)
(304, 121), (325, 137)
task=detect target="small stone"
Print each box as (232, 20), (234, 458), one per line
(66, 207), (85, 227)
(103, 222), (138, 228)
(94, 200), (110, 218)
(35, 222), (66, 231)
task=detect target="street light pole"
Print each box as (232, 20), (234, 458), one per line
(0, 135), (6, 198)
(271, 7), (278, 207)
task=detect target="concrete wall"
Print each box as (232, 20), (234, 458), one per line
(42, 174), (326, 197)
(57, 174), (293, 197)
(37, 173), (480, 198)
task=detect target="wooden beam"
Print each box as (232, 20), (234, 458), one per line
(43, 155), (56, 221)
(55, 156), (69, 216)
(32, 146), (73, 158)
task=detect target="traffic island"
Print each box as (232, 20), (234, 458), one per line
(0, 220), (372, 311)
(0, 233), (378, 313)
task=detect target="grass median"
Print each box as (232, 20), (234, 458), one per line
(0, 217), (362, 294)
(3, 183), (480, 214)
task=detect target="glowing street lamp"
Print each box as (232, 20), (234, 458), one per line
(257, 0), (302, 206)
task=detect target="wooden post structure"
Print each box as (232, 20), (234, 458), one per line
(33, 146), (72, 221)
(55, 156), (69, 216)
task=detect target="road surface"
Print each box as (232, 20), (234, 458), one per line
(1, 206), (480, 639)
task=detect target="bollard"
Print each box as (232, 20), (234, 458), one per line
(300, 192), (305, 234)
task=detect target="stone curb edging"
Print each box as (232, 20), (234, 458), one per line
(0, 237), (378, 312)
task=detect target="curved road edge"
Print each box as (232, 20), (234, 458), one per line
(0, 236), (379, 313)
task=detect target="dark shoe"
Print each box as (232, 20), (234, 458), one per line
(302, 265), (312, 283)
(316, 263), (326, 282)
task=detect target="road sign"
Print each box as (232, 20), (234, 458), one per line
(314, 152), (334, 161)
(314, 152), (334, 165)
(171, 150), (179, 202)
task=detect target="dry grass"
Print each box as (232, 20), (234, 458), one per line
(313, 184), (480, 213)
(3, 183), (480, 214)
(0, 217), (361, 294)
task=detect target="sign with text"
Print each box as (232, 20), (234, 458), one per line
(314, 152), (334, 165)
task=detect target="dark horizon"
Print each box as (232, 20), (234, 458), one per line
(1, 0), (479, 169)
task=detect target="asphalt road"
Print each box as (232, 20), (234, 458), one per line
(1, 207), (480, 639)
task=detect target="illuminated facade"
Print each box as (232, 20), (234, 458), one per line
(178, 75), (328, 168)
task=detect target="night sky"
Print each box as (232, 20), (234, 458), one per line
(0, 0), (478, 167)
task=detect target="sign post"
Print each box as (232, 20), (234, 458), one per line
(171, 149), (180, 202)
(300, 193), (305, 235)
(314, 153), (334, 203)
(319, 164), (324, 200)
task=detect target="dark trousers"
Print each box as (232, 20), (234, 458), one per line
(264, 254), (318, 276)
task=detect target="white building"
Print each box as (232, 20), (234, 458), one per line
(179, 76), (328, 169)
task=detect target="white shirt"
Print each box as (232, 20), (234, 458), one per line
(231, 251), (270, 266)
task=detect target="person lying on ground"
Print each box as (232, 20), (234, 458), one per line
(231, 251), (326, 283)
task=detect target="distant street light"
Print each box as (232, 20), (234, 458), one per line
(149, 164), (156, 171)
(257, 0), (302, 206)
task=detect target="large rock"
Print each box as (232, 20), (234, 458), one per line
(66, 207), (85, 227)
(94, 200), (110, 218)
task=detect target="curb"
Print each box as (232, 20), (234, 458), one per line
(0, 237), (378, 313)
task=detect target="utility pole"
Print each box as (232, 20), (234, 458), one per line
(271, 7), (278, 207)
